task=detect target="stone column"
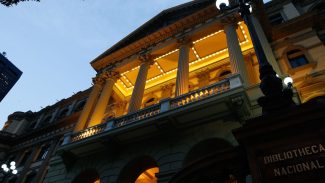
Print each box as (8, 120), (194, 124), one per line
(250, 15), (282, 75)
(87, 71), (119, 127)
(224, 22), (249, 85)
(73, 76), (104, 132)
(128, 54), (153, 113)
(175, 37), (191, 96)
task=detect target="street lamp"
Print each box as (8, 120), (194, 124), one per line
(1, 161), (18, 175)
(284, 76), (293, 88)
(216, 0), (295, 114)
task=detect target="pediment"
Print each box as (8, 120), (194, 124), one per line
(92, 0), (216, 65)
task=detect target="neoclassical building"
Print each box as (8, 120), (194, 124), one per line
(0, 0), (325, 182)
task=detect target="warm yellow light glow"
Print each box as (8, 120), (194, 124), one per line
(115, 21), (252, 96)
(135, 167), (159, 183)
(93, 179), (100, 183)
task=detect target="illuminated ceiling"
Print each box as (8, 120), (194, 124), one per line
(115, 21), (253, 97)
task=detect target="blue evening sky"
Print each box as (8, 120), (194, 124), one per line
(0, 0), (270, 128)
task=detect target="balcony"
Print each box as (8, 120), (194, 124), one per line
(59, 74), (250, 155)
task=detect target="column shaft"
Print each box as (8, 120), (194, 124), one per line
(128, 60), (151, 113)
(88, 72), (117, 127)
(175, 42), (190, 96)
(73, 77), (103, 132)
(250, 15), (281, 75)
(224, 23), (249, 85)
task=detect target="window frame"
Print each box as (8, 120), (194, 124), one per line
(282, 45), (316, 74)
(268, 11), (287, 26)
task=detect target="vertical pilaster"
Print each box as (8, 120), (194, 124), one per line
(16, 146), (39, 183)
(250, 15), (281, 75)
(73, 76), (104, 132)
(224, 22), (249, 85)
(128, 54), (153, 113)
(34, 139), (59, 183)
(175, 38), (191, 96)
(87, 71), (119, 127)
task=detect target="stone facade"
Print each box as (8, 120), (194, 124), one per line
(0, 0), (324, 183)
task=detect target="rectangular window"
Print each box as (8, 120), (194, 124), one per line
(269, 12), (285, 25)
(289, 55), (308, 68)
(287, 49), (309, 68)
(36, 145), (50, 161)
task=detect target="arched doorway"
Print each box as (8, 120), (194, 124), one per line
(183, 138), (233, 166)
(171, 138), (248, 183)
(72, 169), (100, 183)
(118, 156), (159, 183)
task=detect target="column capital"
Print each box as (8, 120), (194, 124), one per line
(177, 36), (193, 47)
(92, 75), (106, 86)
(220, 14), (240, 28)
(138, 53), (154, 65)
(101, 70), (120, 82)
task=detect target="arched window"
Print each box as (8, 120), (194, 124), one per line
(28, 120), (37, 129)
(74, 100), (86, 112)
(218, 70), (232, 81)
(144, 97), (156, 107)
(42, 115), (52, 124)
(57, 108), (69, 120)
(143, 95), (158, 108)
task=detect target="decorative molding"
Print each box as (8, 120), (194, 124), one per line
(101, 71), (120, 81)
(138, 53), (154, 65)
(92, 76), (106, 86)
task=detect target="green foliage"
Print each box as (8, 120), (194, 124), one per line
(0, 0), (40, 6)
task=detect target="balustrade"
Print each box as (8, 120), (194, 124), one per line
(65, 75), (242, 144)
(71, 123), (106, 142)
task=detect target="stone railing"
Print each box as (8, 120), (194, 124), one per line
(114, 104), (160, 128)
(64, 74), (243, 144)
(70, 123), (107, 142)
(170, 79), (231, 109)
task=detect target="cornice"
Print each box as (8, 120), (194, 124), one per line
(271, 11), (325, 40)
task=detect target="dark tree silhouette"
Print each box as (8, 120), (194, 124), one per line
(0, 0), (39, 6)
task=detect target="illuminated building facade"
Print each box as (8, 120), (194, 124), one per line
(0, 0), (325, 182)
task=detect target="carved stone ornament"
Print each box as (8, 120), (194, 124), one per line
(92, 76), (106, 86)
(220, 14), (240, 28)
(138, 53), (154, 65)
(101, 71), (120, 81)
(177, 36), (193, 47)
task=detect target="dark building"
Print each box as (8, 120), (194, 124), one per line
(0, 53), (22, 102)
